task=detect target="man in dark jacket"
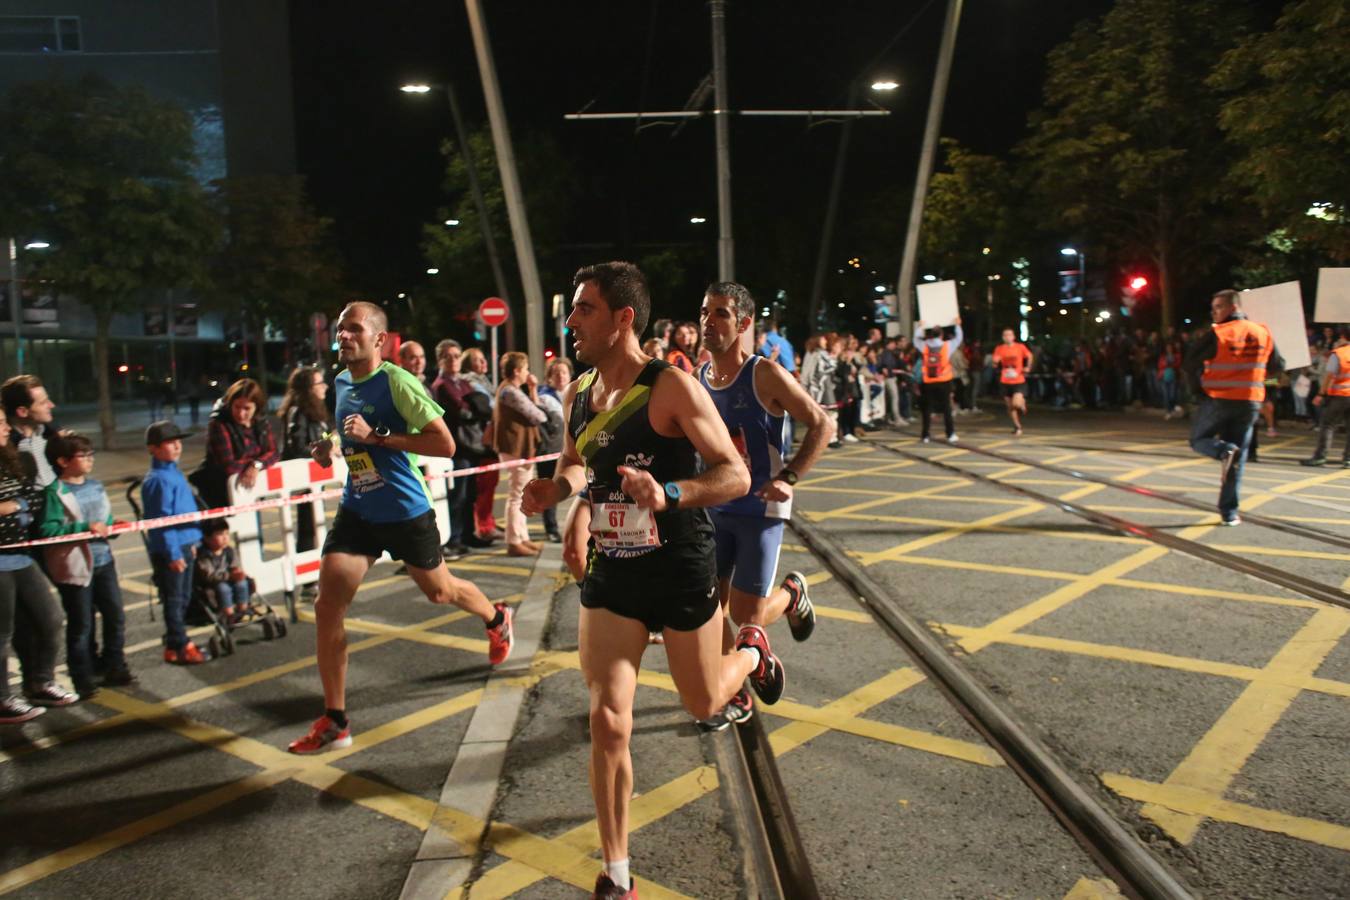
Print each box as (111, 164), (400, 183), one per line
(432, 340), (494, 557)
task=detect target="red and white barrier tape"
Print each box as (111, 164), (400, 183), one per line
(0, 452), (560, 551)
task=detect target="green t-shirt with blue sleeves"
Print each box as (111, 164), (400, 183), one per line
(334, 361), (445, 523)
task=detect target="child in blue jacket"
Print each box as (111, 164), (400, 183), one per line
(142, 421), (205, 664)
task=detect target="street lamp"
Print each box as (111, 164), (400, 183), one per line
(400, 80), (513, 344)
(23, 241), (50, 250)
(690, 216), (707, 224)
(1060, 246), (1086, 304)
(870, 80), (899, 91)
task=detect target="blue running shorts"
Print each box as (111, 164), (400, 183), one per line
(709, 510), (785, 598)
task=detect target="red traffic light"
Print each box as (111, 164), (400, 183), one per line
(1128, 275), (1149, 291)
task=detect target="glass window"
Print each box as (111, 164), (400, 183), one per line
(0, 16), (81, 53)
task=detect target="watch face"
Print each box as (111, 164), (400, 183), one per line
(664, 482), (681, 500)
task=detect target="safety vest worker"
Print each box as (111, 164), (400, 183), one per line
(1201, 318), (1274, 402)
(1329, 345), (1350, 397)
(921, 342), (954, 384)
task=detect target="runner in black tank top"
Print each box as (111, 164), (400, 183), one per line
(521, 263), (786, 900)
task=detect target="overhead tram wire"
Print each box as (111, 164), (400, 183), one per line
(864, 439), (1350, 613)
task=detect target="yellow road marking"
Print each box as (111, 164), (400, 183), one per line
(1140, 606), (1350, 843)
(470, 668), (929, 897)
(935, 623), (1350, 700)
(0, 769), (294, 894)
(1269, 466), (1350, 495)
(857, 503), (1045, 566)
(1063, 875), (1124, 899)
(1105, 773), (1350, 852)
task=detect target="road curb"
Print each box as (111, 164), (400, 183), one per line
(399, 542), (562, 900)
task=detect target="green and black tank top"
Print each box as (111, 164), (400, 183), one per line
(570, 359), (711, 559)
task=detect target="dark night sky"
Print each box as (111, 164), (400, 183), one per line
(289, 0), (1116, 315)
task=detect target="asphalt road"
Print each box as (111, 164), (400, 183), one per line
(2, 407), (1347, 898)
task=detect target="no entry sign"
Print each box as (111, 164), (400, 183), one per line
(479, 297), (509, 328)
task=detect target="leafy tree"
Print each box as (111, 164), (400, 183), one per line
(0, 75), (219, 448)
(919, 139), (1027, 338)
(420, 128), (579, 351)
(1017, 0), (1252, 329)
(1210, 0), (1350, 262)
(209, 175), (344, 395)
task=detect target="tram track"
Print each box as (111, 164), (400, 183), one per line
(866, 439), (1350, 613)
(786, 514), (1193, 900)
(946, 441), (1350, 551)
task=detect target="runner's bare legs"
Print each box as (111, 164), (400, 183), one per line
(315, 551), (372, 710)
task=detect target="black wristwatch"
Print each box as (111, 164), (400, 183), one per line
(776, 467), (799, 486)
(663, 481), (682, 510)
(372, 425), (392, 446)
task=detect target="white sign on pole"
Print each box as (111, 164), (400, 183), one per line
(1241, 281), (1311, 370)
(1314, 268), (1350, 324)
(916, 280), (959, 328)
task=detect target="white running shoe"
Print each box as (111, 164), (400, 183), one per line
(947, 433), (959, 443)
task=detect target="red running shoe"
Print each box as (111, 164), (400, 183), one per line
(486, 603), (514, 666)
(592, 874), (637, 899)
(287, 715), (352, 754)
(736, 624), (785, 704)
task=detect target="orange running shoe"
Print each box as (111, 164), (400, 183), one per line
(486, 603), (514, 666)
(287, 715), (352, 754)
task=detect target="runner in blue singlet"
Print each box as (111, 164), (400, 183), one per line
(696, 282), (834, 729)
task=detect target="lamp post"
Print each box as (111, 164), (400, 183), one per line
(400, 81), (515, 349)
(809, 78), (898, 329)
(6, 239), (51, 372)
(1060, 246), (1085, 302)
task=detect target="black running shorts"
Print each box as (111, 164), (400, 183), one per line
(322, 507), (444, 571)
(1001, 383), (1026, 398)
(579, 538), (719, 633)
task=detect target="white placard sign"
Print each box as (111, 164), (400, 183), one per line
(1314, 268), (1350, 324)
(916, 280), (959, 328)
(1241, 280), (1311, 371)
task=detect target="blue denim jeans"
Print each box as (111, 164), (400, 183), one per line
(152, 555), (194, 650)
(1189, 398), (1260, 518)
(208, 579), (250, 615)
(56, 561), (126, 686)
(447, 457), (475, 546)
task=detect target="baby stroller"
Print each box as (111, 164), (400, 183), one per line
(127, 479), (288, 659)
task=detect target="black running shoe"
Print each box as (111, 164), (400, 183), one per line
(592, 873), (637, 899)
(736, 624), (784, 705)
(1300, 457), (1327, 467)
(782, 571), (815, 643)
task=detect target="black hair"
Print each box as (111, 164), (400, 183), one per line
(706, 281), (756, 323)
(573, 261), (650, 337)
(46, 429), (93, 469)
(201, 518), (230, 536)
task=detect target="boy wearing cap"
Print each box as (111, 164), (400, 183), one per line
(142, 421), (206, 664)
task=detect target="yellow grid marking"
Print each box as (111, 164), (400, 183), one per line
(1063, 876), (1124, 899)
(1140, 606), (1350, 843)
(469, 668), (928, 898)
(1104, 774), (1350, 851)
(934, 623), (1350, 700)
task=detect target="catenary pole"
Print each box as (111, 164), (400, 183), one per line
(896, 0), (963, 338)
(464, 0), (545, 375)
(710, 0), (734, 281)
(443, 82), (517, 352)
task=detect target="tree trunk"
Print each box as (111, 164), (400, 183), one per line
(94, 303), (116, 451)
(1157, 243), (1174, 332)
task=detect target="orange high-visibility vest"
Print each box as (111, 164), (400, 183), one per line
(1329, 345), (1350, 397)
(1201, 318), (1273, 402)
(921, 343), (953, 384)
(992, 342), (1031, 385)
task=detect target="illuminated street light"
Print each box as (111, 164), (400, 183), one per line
(1059, 309), (1068, 316)
(690, 216), (707, 224)
(426, 268), (440, 275)
(444, 219), (460, 226)
(23, 241), (50, 250)
(400, 83), (432, 93)
(871, 80), (899, 91)
(837, 302), (846, 308)
(981, 247), (990, 255)
(1060, 247), (1077, 256)
(874, 285), (886, 293)
(1101, 310), (1111, 319)
(1037, 300), (1046, 307)
(922, 274), (937, 282)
